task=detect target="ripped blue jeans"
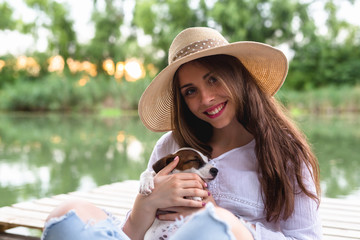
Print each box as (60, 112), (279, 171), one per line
(42, 203), (245, 240)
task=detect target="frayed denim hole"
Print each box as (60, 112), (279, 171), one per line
(84, 219), (97, 229)
(102, 208), (122, 226)
(107, 230), (114, 236)
(41, 210), (78, 240)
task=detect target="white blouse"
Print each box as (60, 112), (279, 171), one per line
(147, 131), (323, 240)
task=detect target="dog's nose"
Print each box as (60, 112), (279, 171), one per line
(210, 167), (218, 177)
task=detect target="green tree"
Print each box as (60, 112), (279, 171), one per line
(287, 0), (360, 89)
(132, 0), (317, 69)
(78, 0), (125, 71)
(0, 2), (34, 33)
(211, 0), (296, 43)
(24, 0), (77, 59)
(133, 0), (209, 68)
(0, 2), (16, 30)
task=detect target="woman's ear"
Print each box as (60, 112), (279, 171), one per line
(152, 154), (175, 173)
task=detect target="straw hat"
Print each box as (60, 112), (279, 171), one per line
(139, 27), (288, 132)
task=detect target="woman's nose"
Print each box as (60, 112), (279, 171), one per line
(199, 89), (215, 104)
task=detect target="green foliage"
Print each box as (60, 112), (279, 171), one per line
(24, 0), (77, 58)
(133, 0), (209, 68)
(0, 72), (150, 112)
(0, 2), (34, 33)
(80, 0), (125, 70)
(288, 35), (360, 90)
(212, 0), (298, 43)
(1, 0), (360, 112)
(277, 85), (360, 113)
(0, 2), (16, 30)
(0, 53), (51, 88)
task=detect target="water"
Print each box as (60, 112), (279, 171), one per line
(0, 113), (359, 208)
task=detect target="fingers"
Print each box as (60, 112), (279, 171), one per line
(178, 188), (209, 200)
(202, 192), (217, 206)
(167, 172), (207, 189)
(157, 156), (179, 176)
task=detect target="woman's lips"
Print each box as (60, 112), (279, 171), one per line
(204, 101), (227, 118)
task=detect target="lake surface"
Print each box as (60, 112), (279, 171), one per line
(0, 112), (359, 208)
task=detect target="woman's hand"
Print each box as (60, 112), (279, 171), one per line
(156, 187), (217, 221)
(148, 156), (209, 210)
(123, 157), (213, 240)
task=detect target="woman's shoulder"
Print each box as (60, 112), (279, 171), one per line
(156, 131), (176, 146)
(153, 131), (179, 156)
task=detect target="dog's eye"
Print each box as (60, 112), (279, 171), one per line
(185, 159), (200, 164)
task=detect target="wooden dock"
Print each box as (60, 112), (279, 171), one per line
(0, 180), (359, 240)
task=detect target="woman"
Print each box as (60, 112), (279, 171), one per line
(42, 27), (322, 240)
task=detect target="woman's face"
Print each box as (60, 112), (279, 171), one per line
(177, 62), (237, 129)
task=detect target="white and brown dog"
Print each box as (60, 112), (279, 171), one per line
(139, 147), (218, 240)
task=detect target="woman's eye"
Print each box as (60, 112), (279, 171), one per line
(184, 88), (196, 96)
(208, 76), (218, 84)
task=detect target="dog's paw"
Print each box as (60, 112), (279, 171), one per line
(192, 196), (202, 201)
(139, 170), (156, 195)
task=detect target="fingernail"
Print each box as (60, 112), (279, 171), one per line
(204, 182), (208, 188)
(208, 191), (211, 196)
(202, 202), (206, 207)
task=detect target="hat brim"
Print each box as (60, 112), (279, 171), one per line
(139, 41), (288, 132)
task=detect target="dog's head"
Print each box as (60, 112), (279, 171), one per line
(152, 148), (218, 182)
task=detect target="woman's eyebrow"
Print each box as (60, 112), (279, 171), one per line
(179, 71), (212, 89)
(180, 83), (192, 89)
(203, 72), (211, 79)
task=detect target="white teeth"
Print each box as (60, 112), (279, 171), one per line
(207, 104), (224, 115)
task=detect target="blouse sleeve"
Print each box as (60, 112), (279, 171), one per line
(146, 131), (179, 171)
(254, 168), (323, 239)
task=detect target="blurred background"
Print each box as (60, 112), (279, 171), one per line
(0, 0), (359, 230)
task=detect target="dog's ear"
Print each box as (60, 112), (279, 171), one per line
(152, 154), (176, 173)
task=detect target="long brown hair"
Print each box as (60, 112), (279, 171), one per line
(171, 54), (320, 222)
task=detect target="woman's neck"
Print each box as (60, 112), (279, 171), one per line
(210, 118), (254, 158)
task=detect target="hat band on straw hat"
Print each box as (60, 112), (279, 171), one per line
(171, 38), (227, 63)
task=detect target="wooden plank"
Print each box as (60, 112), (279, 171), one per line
(1, 180), (360, 240)
(323, 236), (360, 240)
(51, 194), (134, 210)
(322, 220), (360, 232)
(0, 233), (40, 240)
(0, 207), (48, 221)
(12, 202), (55, 214)
(320, 210), (360, 224)
(323, 227), (360, 239)
(322, 197), (360, 207)
(320, 203), (360, 213)
(69, 191), (136, 203)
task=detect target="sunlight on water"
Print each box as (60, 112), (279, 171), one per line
(0, 163), (50, 188)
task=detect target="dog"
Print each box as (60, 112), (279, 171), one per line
(139, 147), (218, 240)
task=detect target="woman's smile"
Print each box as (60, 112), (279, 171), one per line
(204, 101), (227, 118)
